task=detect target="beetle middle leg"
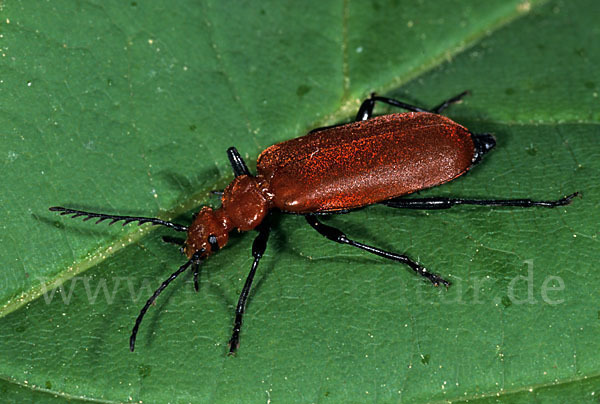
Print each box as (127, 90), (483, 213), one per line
(355, 90), (470, 121)
(228, 215), (271, 354)
(305, 215), (449, 287)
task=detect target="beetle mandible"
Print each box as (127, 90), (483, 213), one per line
(50, 91), (578, 354)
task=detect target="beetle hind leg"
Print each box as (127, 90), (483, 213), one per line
(355, 90), (470, 121)
(380, 192), (580, 210)
(305, 215), (450, 287)
(430, 90), (470, 113)
(355, 93), (428, 121)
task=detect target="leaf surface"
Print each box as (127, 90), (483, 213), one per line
(1, 0), (598, 402)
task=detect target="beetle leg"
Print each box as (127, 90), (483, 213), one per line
(355, 93), (427, 121)
(305, 215), (449, 287)
(380, 192), (580, 209)
(355, 91), (470, 121)
(228, 216), (271, 354)
(192, 260), (202, 292)
(355, 95), (377, 121)
(226, 146), (251, 177)
(430, 90), (470, 113)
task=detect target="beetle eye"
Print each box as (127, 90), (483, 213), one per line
(208, 234), (220, 252)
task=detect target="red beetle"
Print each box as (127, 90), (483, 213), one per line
(51, 91), (578, 353)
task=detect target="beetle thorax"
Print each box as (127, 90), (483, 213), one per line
(222, 175), (270, 231)
(184, 175), (271, 259)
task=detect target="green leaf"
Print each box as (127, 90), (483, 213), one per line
(1, 0), (598, 402)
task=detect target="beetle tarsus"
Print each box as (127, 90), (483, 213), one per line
(427, 272), (451, 288)
(558, 192), (581, 205)
(228, 333), (240, 355)
(405, 261), (450, 287)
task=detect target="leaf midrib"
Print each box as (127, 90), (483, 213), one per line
(0, 1), (549, 322)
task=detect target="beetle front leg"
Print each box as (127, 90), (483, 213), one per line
(228, 216), (271, 354)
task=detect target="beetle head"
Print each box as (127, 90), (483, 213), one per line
(184, 207), (230, 259)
